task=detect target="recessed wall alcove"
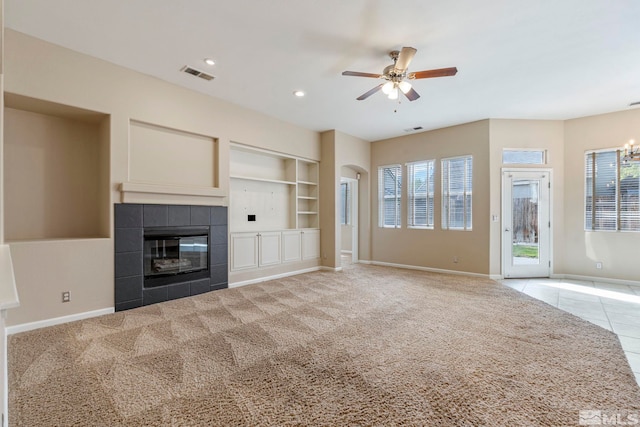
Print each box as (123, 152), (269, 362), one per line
(3, 93), (111, 241)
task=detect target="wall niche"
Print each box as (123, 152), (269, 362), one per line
(3, 93), (110, 241)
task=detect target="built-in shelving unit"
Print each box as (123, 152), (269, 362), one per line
(229, 143), (320, 276)
(229, 143), (319, 231)
(296, 159), (319, 229)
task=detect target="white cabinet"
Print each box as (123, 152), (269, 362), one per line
(282, 230), (302, 263)
(258, 232), (282, 267)
(230, 232), (259, 271)
(229, 144), (320, 277)
(231, 229), (318, 271)
(231, 232), (283, 271)
(301, 229), (320, 260)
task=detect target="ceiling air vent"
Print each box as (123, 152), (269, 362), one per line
(403, 126), (424, 132)
(181, 66), (215, 81)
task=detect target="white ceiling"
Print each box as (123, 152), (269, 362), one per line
(5, 0), (640, 141)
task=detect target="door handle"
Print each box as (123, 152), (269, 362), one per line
(504, 228), (510, 232)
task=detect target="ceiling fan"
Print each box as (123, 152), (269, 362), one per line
(342, 47), (457, 101)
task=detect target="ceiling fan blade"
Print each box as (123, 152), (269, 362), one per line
(403, 87), (421, 101)
(394, 47), (417, 73)
(342, 71), (383, 78)
(409, 67), (458, 79)
(356, 84), (384, 101)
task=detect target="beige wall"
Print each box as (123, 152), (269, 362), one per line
(488, 119), (565, 276)
(371, 120), (491, 274)
(336, 132), (371, 263)
(3, 30), (320, 326)
(563, 109), (640, 281)
(320, 130), (371, 269)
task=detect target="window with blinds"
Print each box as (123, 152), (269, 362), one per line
(441, 156), (472, 230)
(378, 165), (402, 228)
(340, 181), (351, 225)
(407, 160), (435, 228)
(585, 150), (640, 231)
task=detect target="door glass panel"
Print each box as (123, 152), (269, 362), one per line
(512, 179), (540, 265)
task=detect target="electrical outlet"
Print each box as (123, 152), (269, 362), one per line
(453, 256), (459, 263)
(596, 262), (603, 269)
(62, 291), (70, 303)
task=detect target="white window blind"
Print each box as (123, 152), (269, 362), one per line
(585, 150), (640, 231)
(378, 165), (402, 228)
(407, 160), (435, 228)
(441, 156), (472, 230)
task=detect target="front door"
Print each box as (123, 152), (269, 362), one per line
(502, 170), (551, 278)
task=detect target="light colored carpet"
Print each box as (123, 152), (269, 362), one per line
(9, 264), (640, 426)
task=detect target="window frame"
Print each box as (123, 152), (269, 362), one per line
(584, 148), (640, 232)
(502, 149), (547, 165)
(441, 155), (473, 231)
(377, 164), (402, 228)
(340, 181), (351, 226)
(407, 160), (435, 229)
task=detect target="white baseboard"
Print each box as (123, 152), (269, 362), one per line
(5, 308), (114, 336)
(320, 266), (343, 272)
(229, 267), (324, 288)
(489, 274), (504, 280)
(367, 261), (493, 279)
(550, 273), (640, 288)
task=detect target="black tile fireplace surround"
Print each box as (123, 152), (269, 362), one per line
(114, 204), (228, 311)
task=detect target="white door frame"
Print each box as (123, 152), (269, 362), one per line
(501, 168), (552, 278)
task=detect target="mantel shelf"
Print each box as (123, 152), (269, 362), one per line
(120, 182), (227, 204)
(230, 175), (296, 185)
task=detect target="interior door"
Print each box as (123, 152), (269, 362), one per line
(502, 170), (551, 278)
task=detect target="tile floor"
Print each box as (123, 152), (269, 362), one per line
(500, 277), (640, 386)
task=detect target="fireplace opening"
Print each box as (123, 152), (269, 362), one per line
(143, 226), (210, 288)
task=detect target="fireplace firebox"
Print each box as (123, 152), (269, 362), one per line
(144, 227), (210, 288)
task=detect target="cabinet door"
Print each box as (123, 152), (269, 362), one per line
(230, 233), (259, 271)
(301, 229), (320, 260)
(282, 230), (302, 263)
(259, 232), (282, 266)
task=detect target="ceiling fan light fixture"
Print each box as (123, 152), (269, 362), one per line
(398, 80), (412, 94)
(382, 81), (394, 95)
(388, 86), (399, 100)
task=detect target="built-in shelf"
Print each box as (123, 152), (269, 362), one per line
(230, 175), (296, 185)
(230, 143), (319, 232)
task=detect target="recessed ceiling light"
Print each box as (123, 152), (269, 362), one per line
(204, 58), (215, 66)
(293, 90), (305, 97)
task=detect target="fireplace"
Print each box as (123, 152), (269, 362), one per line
(114, 204), (228, 311)
(144, 227), (210, 288)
